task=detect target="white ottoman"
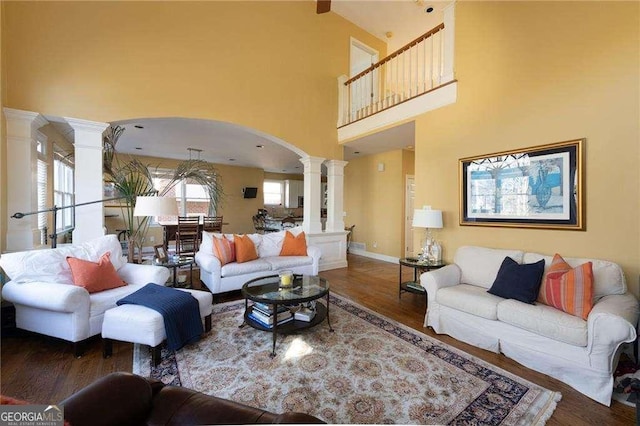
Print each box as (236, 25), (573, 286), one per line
(102, 288), (213, 366)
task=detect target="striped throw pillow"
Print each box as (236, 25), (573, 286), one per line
(212, 236), (235, 266)
(539, 253), (594, 320)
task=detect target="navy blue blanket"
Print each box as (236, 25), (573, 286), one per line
(117, 284), (203, 351)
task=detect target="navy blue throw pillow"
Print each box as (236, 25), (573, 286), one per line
(487, 256), (545, 304)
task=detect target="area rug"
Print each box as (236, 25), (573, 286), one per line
(133, 294), (561, 424)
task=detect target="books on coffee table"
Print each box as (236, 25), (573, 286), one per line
(252, 302), (289, 316)
(294, 307), (316, 322)
(248, 309), (293, 328)
(405, 282), (425, 292)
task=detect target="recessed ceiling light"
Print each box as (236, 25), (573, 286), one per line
(135, 147), (142, 150)
(229, 158), (235, 161)
(354, 151), (360, 154)
(256, 145), (264, 149)
(134, 125), (144, 129)
(425, 6), (434, 13)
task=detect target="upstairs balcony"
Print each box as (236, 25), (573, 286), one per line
(337, 7), (457, 142)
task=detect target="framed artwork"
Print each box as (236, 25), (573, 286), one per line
(103, 182), (116, 198)
(459, 139), (584, 230)
(154, 244), (168, 262)
(103, 181), (125, 206)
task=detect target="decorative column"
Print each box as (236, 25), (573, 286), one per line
(324, 160), (348, 232)
(65, 117), (109, 245)
(300, 156), (325, 234)
(4, 108), (48, 251)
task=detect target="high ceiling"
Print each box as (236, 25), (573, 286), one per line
(51, 1), (448, 173)
(332, 0), (448, 52)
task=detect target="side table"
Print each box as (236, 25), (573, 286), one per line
(398, 258), (446, 304)
(155, 257), (194, 288)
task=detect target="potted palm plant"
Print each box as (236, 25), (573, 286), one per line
(103, 125), (224, 262)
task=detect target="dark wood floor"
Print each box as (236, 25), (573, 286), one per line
(1, 254), (634, 424)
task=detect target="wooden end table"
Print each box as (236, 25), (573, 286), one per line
(399, 257), (446, 304)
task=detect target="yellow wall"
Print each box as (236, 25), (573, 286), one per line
(264, 172), (304, 181)
(103, 153), (265, 244)
(2, 1), (385, 160)
(0, 1), (5, 254)
(414, 2), (640, 294)
(345, 149), (407, 256)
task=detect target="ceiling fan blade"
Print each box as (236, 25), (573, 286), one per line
(317, 0), (331, 14)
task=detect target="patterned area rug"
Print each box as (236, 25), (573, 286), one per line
(133, 294), (561, 424)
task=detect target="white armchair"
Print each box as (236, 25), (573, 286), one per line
(0, 235), (170, 356)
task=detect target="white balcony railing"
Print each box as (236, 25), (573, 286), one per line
(338, 23), (449, 127)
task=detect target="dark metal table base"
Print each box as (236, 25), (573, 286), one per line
(241, 291), (333, 357)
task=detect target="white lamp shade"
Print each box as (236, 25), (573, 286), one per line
(133, 196), (179, 217)
(412, 207), (443, 228)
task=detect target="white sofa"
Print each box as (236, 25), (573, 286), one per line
(422, 246), (639, 405)
(0, 235), (170, 356)
(195, 227), (321, 294)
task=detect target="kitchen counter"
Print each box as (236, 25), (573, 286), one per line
(263, 217), (304, 231)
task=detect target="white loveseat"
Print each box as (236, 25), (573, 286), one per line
(195, 227), (321, 294)
(0, 235), (170, 356)
(422, 246), (639, 406)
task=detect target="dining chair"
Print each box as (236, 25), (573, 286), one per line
(252, 215), (279, 234)
(175, 216), (200, 257)
(252, 215), (267, 234)
(202, 216), (223, 233)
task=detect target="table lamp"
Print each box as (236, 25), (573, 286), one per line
(131, 196), (179, 262)
(133, 196), (179, 218)
(412, 205), (443, 263)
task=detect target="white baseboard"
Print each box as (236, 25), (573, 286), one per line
(319, 259), (348, 271)
(348, 248), (398, 264)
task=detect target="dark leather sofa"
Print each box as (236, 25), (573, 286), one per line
(61, 372), (325, 425)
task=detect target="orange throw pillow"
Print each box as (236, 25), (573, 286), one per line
(66, 252), (126, 294)
(539, 253), (594, 320)
(280, 231), (307, 256)
(234, 234), (258, 263)
(212, 235), (236, 265)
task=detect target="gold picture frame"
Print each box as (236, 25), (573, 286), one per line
(459, 139), (584, 230)
(153, 244), (168, 262)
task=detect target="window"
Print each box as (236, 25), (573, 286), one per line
(263, 180), (283, 206)
(152, 170), (212, 222)
(36, 140), (47, 231)
(53, 158), (74, 231)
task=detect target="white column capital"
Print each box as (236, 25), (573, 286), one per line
(4, 107), (49, 132)
(299, 155), (325, 172)
(64, 117), (110, 134)
(324, 160), (349, 174)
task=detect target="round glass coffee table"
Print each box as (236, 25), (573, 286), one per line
(241, 274), (333, 357)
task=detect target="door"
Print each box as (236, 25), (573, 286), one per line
(350, 38), (379, 118)
(405, 175), (415, 258)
